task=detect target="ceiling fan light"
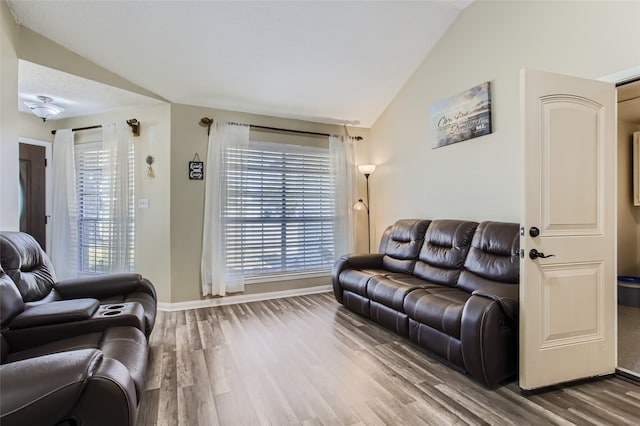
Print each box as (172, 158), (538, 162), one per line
(24, 96), (64, 122)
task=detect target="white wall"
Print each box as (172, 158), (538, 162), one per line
(52, 104), (173, 303)
(368, 0), (640, 244)
(1, 0), (19, 230)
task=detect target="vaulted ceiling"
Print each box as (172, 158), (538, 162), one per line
(9, 1), (472, 127)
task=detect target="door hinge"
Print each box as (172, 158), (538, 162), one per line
(45, 158), (48, 167)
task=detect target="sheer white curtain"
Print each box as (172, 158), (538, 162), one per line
(102, 122), (134, 272)
(201, 121), (250, 296)
(50, 129), (78, 279)
(330, 135), (357, 258)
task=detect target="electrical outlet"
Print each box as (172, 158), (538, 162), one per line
(138, 198), (149, 209)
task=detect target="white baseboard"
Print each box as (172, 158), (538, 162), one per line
(157, 285), (332, 312)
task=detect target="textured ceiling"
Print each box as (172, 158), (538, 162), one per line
(9, 0), (472, 126)
(18, 60), (166, 120)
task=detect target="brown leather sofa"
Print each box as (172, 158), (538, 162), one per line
(0, 232), (157, 425)
(332, 219), (520, 387)
(0, 231), (156, 342)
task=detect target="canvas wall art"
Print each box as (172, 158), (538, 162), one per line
(430, 81), (492, 148)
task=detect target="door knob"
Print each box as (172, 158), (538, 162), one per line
(529, 227), (540, 237)
(529, 249), (555, 260)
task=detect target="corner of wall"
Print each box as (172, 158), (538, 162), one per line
(1, 0), (20, 230)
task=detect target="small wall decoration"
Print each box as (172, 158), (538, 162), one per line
(189, 153), (204, 180)
(145, 155), (155, 178)
(430, 81), (492, 149)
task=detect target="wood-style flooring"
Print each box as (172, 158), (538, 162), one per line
(137, 292), (640, 425)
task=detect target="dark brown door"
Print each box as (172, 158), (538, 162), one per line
(19, 143), (47, 250)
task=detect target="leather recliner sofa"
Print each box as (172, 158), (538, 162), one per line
(0, 265), (149, 425)
(0, 232), (157, 425)
(332, 219), (520, 387)
(0, 231), (156, 344)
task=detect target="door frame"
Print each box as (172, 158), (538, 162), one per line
(601, 66), (640, 380)
(598, 66), (640, 85)
(18, 137), (52, 253)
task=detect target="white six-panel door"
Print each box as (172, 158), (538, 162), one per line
(520, 69), (617, 390)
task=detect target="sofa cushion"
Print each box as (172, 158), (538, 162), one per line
(381, 219), (430, 273)
(1, 267), (24, 328)
(0, 232), (57, 303)
(338, 269), (378, 297)
(457, 221), (520, 294)
(404, 287), (471, 339)
(5, 327), (148, 400)
(413, 220), (478, 287)
(367, 274), (435, 311)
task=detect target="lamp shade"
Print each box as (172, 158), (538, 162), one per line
(353, 199), (368, 212)
(358, 164), (376, 175)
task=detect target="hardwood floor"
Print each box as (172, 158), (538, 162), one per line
(137, 292), (640, 425)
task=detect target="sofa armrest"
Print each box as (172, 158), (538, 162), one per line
(9, 299), (100, 329)
(342, 253), (385, 269)
(471, 283), (519, 322)
(332, 253), (384, 302)
(78, 356), (138, 425)
(55, 273), (155, 300)
(460, 295), (518, 387)
(0, 349), (103, 426)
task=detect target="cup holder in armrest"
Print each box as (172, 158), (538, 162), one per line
(94, 302), (144, 328)
(106, 304), (126, 310)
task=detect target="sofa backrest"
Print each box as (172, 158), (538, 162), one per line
(413, 220), (478, 286)
(380, 219), (430, 274)
(0, 265), (25, 328)
(456, 221), (520, 293)
(0, 232), (57, 303)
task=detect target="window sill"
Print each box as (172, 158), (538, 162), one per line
(244, 269), (331, 285)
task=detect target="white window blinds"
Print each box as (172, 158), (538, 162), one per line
(225, 140), (336, 277)
(74, 141), (135, 273)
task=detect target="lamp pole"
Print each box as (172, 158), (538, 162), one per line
(364, 173), (371, 252)
(356, 164), (376, 253)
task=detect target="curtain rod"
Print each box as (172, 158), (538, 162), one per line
(51, 124), (101, 135)
(200, 117), (363, 141)
(251, 124), (363, 141)
(51, 118), (140, 137)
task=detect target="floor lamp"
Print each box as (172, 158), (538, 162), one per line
(354, 164), (376, 252)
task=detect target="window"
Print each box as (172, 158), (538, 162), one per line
(74, 141), (135, 273)
(224, 140), (336, 278)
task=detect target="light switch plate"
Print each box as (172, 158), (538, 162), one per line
(138, 198), (149, 209)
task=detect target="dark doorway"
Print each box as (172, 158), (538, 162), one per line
(19, 143), (47, 250)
